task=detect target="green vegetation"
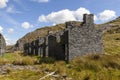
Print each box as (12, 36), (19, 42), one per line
(103, 17), (120, 54)
(39, 57), (55, 64)
(1, 18), (120, 80)
(103, 33), (120, 54)
(0, 53), (120, 80)
(0, 52), (38, 65)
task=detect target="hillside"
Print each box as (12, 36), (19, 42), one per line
(3, 17), (120, 80)
(102, 17), (120, 54)
(21, 24), (65, 42)
(14, 17), (120, 53)
(15, 21), (81, 51)
(0, 52), (120, 80)
(18, 21), (81, 42)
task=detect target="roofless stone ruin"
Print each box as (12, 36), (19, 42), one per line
(24, 14), (103, 62)
(0, 33), (6, 56)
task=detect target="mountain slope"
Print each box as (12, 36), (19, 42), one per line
(15, 17), (120, 53)
(102, 17), (120, 54)
(15, 21), (81, 51)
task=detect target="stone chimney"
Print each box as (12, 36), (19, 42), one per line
(83, 14), (94, 25)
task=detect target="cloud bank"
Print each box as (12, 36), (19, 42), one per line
(98, 10), (116, 21)
(38, 7), (116, 24)
(39, 7), (91, 24)
(0, 0), (9, 8)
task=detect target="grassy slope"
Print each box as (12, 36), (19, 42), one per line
(1, 18), (120, 80)
(17, 21), (81, 43)
(103, 33), (120, 54)
(0, 53), (120, 80)
(103, 17), (120, 54)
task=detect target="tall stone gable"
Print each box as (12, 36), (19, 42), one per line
(0, 33), (6, 56)
(67, 14), (103, 60)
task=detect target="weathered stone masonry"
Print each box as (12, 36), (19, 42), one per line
(0, 33), (6, 56)
(24, 14), (103, 62)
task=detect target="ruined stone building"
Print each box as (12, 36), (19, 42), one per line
(0, 33), (6, 56)
(24, 14), (103, 62)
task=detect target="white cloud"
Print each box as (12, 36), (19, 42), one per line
(74, 7), (90, 20)
(8, 28), (14, 33)
(98, 10), (116, 21)
(4, 36), (15, 45)
(6, 5), (21, 14)
(4, 36), (10, 45)
(31, 0), (49, 3)
(39, 9), (76, 23)
(38, 8), (117, 24)
(0, 0), (9, 8)
(94, 15), (98, 21)
(21, 22), (33, 29)
(0, 26), (3, 33)
(38, 7), (92, 24)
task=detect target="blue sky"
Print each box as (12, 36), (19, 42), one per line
(0, 0), (120, 45)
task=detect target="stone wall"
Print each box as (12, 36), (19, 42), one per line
(23, 14), (103, 62)
(0, 33), (6, 56)
(67, 14), (103, 60)
(46, 31), (68, 60)
(15, 40), (25, 51)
